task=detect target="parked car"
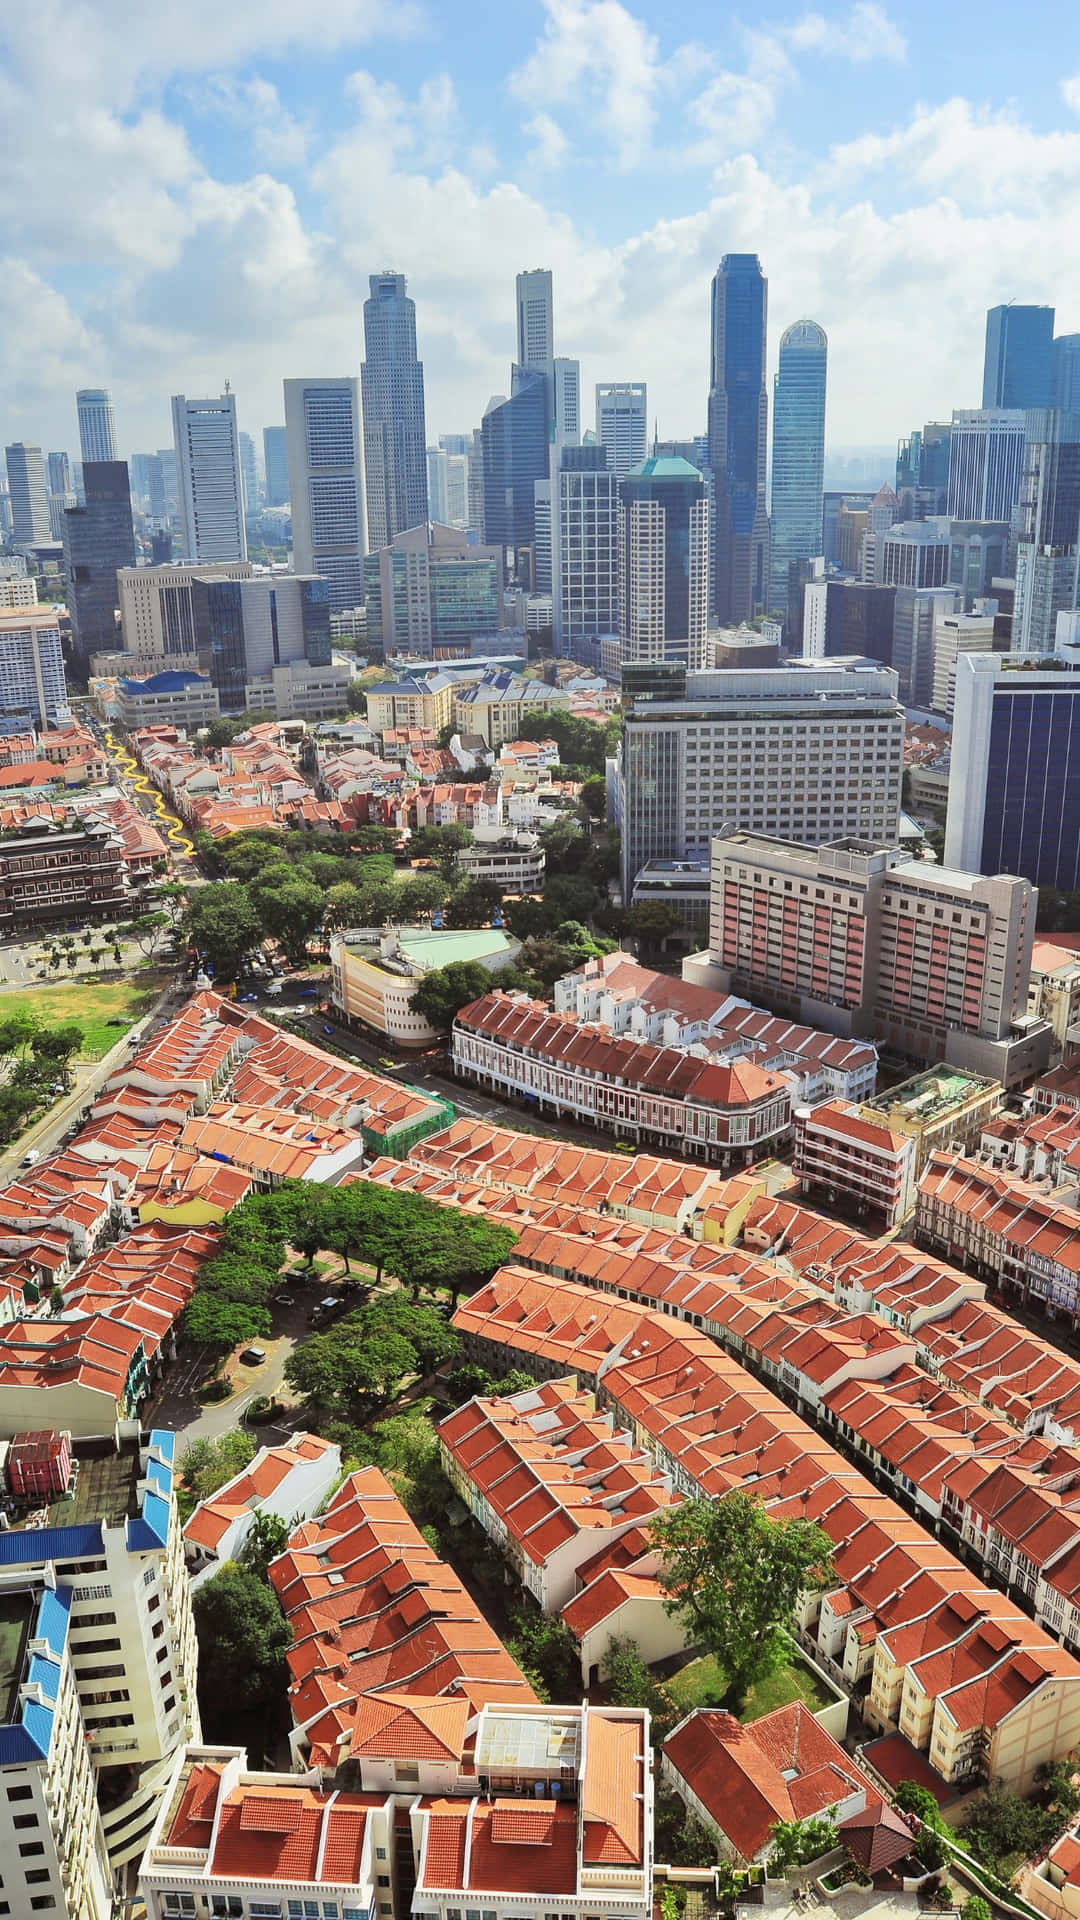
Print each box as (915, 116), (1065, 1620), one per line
(239, 1345), (267, 1365)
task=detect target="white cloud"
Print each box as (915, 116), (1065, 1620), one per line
(508, 0), (670, 169)
(1061, 73), (1080, 114)
(193, 77), (311, 168)
(524, 113), (570, 171)
(788, 2), (906, 64)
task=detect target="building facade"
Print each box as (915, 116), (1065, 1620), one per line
(947, 410), (1027, 521)
(62, 459), (137, 665)
(947, 650), (1080, 890)
(117, 560), (253, 660)
(596, 380), (648, 479)
(364, 522), (502, 659)
(1013, 409), (1080, 652)
(262, 424), (288, 507)
(5, 442), (51, 544)
(983, 304), (1055, 410)
(76, 388), (118, 466)
(769, 319), (827, 610)
(283, 375), (366, 612)
(481, 369), (549, 568)
(618, 456), (709, 669)
(552, 445), (620, 665)
(361, 271), (428, 552)
(0, 607), (70, 728)
(171, 393), (247, 563)
(708, 253), (770, 622)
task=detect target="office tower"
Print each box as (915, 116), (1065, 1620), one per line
(931, 602), (998, 715)
(0, 571), (37, 608)
(129, 452), (168, 521)
(947, 409), (1027, 520)
(823, 490), (871, 565)
(171, 391), (247, 562)
(617, 658), (903, 896)
(983, 303), (1054, 409)
(157, 446), (179, 517)
(118, 559), (254, 661)
(4, 440), (50, 542)
(947, 649), (1080, 889)
(263, 424), (289, 506)
(76, 386), (118, 464)
(619, 455), (709, 669)
(1012, 409), (1080, 651)
(48, 489), (77, 539)
(238, 430), (258, 514)
(802, 578), (897, 664)
(835, 503), (869, 573)
(468, 426), (486, 536)
(150, 528), (173, 565)
(440, 433), (471, 456)
(864, 518), (952, 588)
(596, 382), (647, 480)
(481, 370), (549, 564)
(427, 447), (450, 523)
(708, 253), (770, 622)
(283, 376), (366, 612)
(1053, 336), (1080, 413)
(554, 357), (580, 447)
(0, 606), (70, 724)
(769, 319), (827, 609)
(192, 571), (331, 707)
(948, 520), (1010, 599)
(363, 522), (502, 658)
(445, 452), (469, 527)
(533, 479), (553, 592)
(891, 586), (963, 706)
(361, 271), (428, 550)
(702, 832), (1038, 1081)
(516, 267), (554, 369)
(553, 445), (620, 665)
(47, 449), (71, 496)
(62, 459), (137, 663)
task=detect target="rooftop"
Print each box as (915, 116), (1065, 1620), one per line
(867, 1067), (996, 1122)
(48, 1436), (144, 1527)
(0, 1590), (32, 1726)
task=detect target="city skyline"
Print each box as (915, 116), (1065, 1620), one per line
(3, 0), (1080, 457)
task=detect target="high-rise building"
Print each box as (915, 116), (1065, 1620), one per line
(76, 386), (118, 465)
(516, 267), (554, 369)
(47, 449), (71, 497)
(284, 377), (366, 611)
(62, 459), (137, 664)
(983, 303), (1054, 410)
(554, 356), (580, 447)
(157, 446), (179, 518)
(262, 424), (289, 506)
(619, 455), (709, 670)
(946, 409), (1027, 521)
(708, 252), (770, 622)
(361, 270), (428, 551)
(4, 440), (50, 543)
(931, 603), (999, 716)
(596, 382), (648, 480)
(427, 446), (469, 529)
(891, 586), (963, 706)
(48, 489), (78, 539)
(468, 425), (486, 536)
(481, 369), (549, 564)
(553, 444), (620, 665)
(1053, 336), (1080, 414)
(117, 559), (254, 661)
(363, 521), (503, 658)
(769, 319), (827, 609)
(617, 658), (903, 895)
(1013, 408), (1080, 652)
(864, 517), (952, 589)
(427, 446), (450, 523)
(532, 478), (552, 592)
(0, 605), (70, 725)
(802, 578), (897, 664)
(171, 391), (247, 562)
(947, 649), (1080, 889)
(238, 429), (258, 515)
(192, 571), (331, 707)
(129, 452), (167, 519)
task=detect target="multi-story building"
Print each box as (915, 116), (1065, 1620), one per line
(243, 658), (350, 721)
(481, 369), (549, 569)
(769, 319), (827, 611)
(947, 649), (1080, 891)
(171, 392), (247, 563)
(426, 445), (469, 528)
(76, 388), (118, 466)
(931, 603), (999, 716)
(891, 585), (962, 705)
(262, 424), (288, 507)
(117, 559), (253, 659)
(0, 570), (39, 609)
(365, 671), (457, 736)
(618, 455), (709, 669)
(947, 410), (1027, 521)
(552, 445), (620, 666)
(517, 266), (554, 367)
(452, 672), (568, 749)
(0, 606), (70, 727)
(47, 449), (72, 498)
(62, 459), (137, 665)
(1054, 335), (1080, 413)
(617, 659), (904, 897)
(801, 578), (897, 664)
(983, 303), (1054, 410)
(283, 375), (366, 611)
(5, 441), (51, 544)
(1013, 409), (1080, 652)
(362, 271), (428, 552)
(596, 381), (647, 480)
(192, 570), (331, 709)
(116, 669), (220, 731)
(865, 516), (952, 588)
(456, 830), (544, 894)
(364, 522), (502, 659)
(331, 925), (520, 1050)
(793, 1098), (919, 1227)
(238, 429), (257, 516)
(693, 831), (1048, 1083)
(0, 818), (130, 930)
(708, 253), (770, 622)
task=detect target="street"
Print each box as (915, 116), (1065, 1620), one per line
(146, 1274), (321, 1449)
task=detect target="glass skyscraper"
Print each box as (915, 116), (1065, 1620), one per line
(769, 320), (827, 614)
(982, 304), (1054, 410)
(619, 455), (709, 669)
(361, 272), (428, 551)
(481, 368), (549, 564)
(62, 459), (136, 666)
(708, 254), (770, 623)
(284, 377), (365, 611)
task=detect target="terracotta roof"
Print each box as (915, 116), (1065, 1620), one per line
(663, 1704), (878, 1862)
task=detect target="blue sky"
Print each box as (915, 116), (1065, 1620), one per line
(3, 0), (1080, 463)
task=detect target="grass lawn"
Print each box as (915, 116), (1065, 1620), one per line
(665, 1651), (836, 1722)
(0, 972), (171, 1059)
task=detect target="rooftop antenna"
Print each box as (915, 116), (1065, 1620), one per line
(224, 378), (232, 394)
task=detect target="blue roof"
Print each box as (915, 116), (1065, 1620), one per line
(0, 1523), (103, 1566)
(127, 1489), (169, 1552)
(27, 1652), (59, 1703)
(119, 670), (211, 694)
(149, 1428), (175, 1464)
(35, 1585), (72, 1659)
(146, 1458), (171, 1496)
(625, 454), (704, 481)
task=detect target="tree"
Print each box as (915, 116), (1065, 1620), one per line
(322, 882), (368, 932)
(539, 815), (587, 875)
(962, 1899), (992, 1920)
(651, 1492), (833, 1702)
(580, 775), (607, 820)
(192, 1562), (292, 1735)
(443, 880), (502, 928)
(601, 1636), (678, 1740)
(412, 959), (495, 1031)
(507, 1601), (580, 1703)
(517, 710), (617, 777)
(30, 1024), (83, 1072)
(628, 901), (685, 950)
(240, 1510), (291, 1577)
(183, 1293), (271, 1361)
(0, 1009), (40, 1059)
(396, 873), (448, 919)
(284, 1291), (460, 1418)
(769, 1813), (839, 1872)
(180, 1430), (257, 1500)
(502, 896), (549, 941)
(894, 1782), (943, 1829)
(217, 832), (287, 882)
(119, 911), (170, 959)
(544, 873), (597, 924)
(410, 823), (473, 880)
(963, 1779), (1055, 1872)
(251, 875), (324, 965)
(186, 883), (261, 982)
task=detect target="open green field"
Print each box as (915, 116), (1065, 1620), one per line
(665, 1651), (837, 1722)
(0, 973), (170, 1059)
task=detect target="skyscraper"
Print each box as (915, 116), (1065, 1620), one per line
(516, 269), (554, 369)
(983, 304), (1054, 410)
(284, 377), (366, 612)
(946, 410), (1027, 520)
(619, 455), (709, 670)
(62, 460), (137, 664)
(947, 650), (1080, 889)
(552, 444), (620, 665)
(481, 370), (549, 564)
(130, 452), (168, 521)
(171, 392), (247, 562)
(553, 358), (581, 448)
(596, 383), (647, 481)
(1053, 336), (1080, 414)
(263, 426), (289, 507)
(769, 319), (827, 611)
(76, 388), (118, 465)
(708, 254), (770, 623)
(47, 451), (71, 497)
(238, 431), (258, 516)
(4, 442), (50, 544)
(361, 271), (428, 551)
(1012, 408), (1080, 652)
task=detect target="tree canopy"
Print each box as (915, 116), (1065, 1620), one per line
(185, 882), (262, 982)
(192, 1561), (292, 1740)
(284, 1289), (461, 1418)
(412, 959), (496, 1031)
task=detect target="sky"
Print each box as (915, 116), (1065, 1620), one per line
(3, 0), (1080, 466)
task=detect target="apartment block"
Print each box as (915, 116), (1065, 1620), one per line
(456, 830), (544, 894)
(616, 660), (904, 896)
(366, 673), (458, 736)
(0, 605), (70, 728)
(793, 1100), (919, 1227)
(693, 832), (1049, 1084)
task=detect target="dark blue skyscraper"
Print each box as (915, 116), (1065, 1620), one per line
(480, 367), (549, 569)
(708, 254), (770, 623)
(1053, 336), (1080, 414)
(982, 304), (1054, 409)
(62, 460), (136, 666)
(769, 320), (827, 611)
(361, 272), (428, 550)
